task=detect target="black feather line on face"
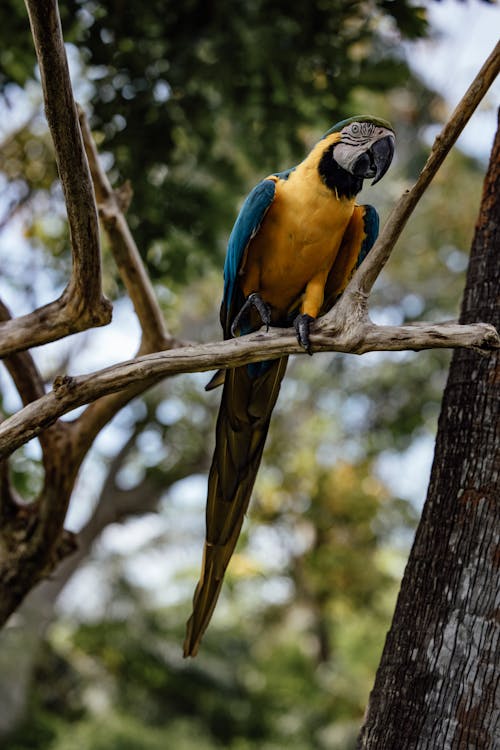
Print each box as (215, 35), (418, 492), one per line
(318, 144), (363, 199)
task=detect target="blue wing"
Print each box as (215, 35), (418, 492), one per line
(355, 204), (379, 269)
(221, 178), (276, 337)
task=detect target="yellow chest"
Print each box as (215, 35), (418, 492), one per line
(240, 171), (355, 314)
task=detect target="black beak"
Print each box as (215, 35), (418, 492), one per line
(370, 135), (395, 185)
(351, 134), (395, 185)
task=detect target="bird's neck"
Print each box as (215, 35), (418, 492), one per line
(317, 146), (363, 199)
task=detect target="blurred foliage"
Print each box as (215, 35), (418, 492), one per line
(0, 0), (430, 285)
(0, 0), (494, 748)
(5, 450), (411, 750)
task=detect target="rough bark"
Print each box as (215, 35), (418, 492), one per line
(358, 113), (500, 749)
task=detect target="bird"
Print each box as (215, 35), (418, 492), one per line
(183, 115), (395, 657)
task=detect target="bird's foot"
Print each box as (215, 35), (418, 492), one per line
(231, 292), (272, 337)
(293, 313), (315, 355)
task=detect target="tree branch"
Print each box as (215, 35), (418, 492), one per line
(0, 317), (497, 460)
(0, 0), (111, 358)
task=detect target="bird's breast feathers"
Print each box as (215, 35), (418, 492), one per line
(239, 168), (355, 316)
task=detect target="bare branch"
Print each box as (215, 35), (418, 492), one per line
(24, 0), (105, 305)
(0, 316), (497, 460)
(0, 0), (111, 357)
(325, 39), (500, 323)
(0, 293), (106, 359)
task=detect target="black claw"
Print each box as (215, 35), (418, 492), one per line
(231, 293), (271, 337)
(294, 313), (315, 355)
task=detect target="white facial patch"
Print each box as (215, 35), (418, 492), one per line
(332, 141), (363, 173)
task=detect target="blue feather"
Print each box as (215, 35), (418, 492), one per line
(221, 178), (276, 336)
(273, 167), (296, 181)
(357, 204), (379, 267)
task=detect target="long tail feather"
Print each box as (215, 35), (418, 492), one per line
(184, 357), (288, 657)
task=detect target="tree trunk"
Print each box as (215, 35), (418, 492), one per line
(358, 114), (500, 748)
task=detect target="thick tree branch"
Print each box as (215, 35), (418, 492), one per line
(323, 39), (500, 326)
(0, 0), (111, 358)
(0, 317), (497, 460)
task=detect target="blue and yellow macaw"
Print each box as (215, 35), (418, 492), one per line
(184, 116), (395, 657)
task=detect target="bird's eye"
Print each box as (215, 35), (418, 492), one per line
(351, 124), (359, 134)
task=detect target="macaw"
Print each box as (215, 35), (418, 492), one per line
(184, 115), (395, 657)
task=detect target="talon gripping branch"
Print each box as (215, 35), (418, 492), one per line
(184, 116), (395, 657)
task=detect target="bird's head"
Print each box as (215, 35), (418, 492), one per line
(317, 116), (395, 198)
